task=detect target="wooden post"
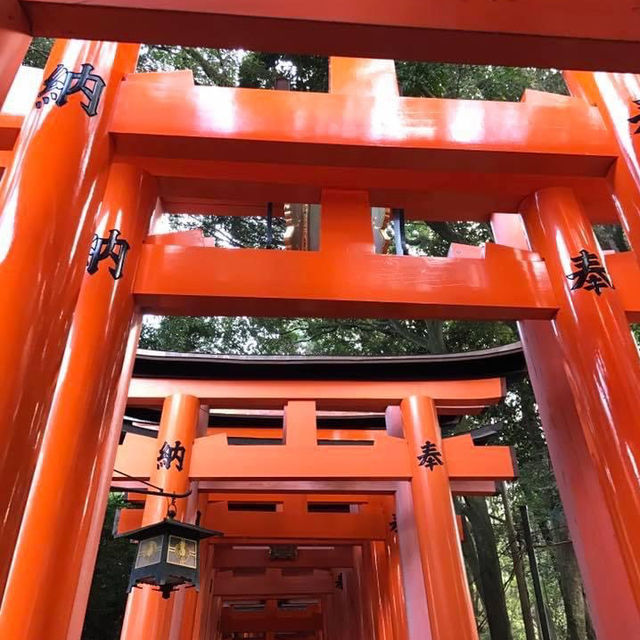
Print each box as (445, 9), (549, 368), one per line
(120, 394), (200, 640)
(0, 39), (139, 592)
(0, 164), (156, 638)
(564, 71), (640, 263)
(400, 395), (478, 640)
(492, 205), (640, 638)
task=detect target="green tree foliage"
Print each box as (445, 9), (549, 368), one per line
(396, 62), (566, 100)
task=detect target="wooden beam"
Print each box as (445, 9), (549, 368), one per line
(20, 0), (640, 71)
(0, 114), (23, 151)
(606, 251), (640, 322)
(213, 569), (334, 597)
(221, 607), (322, 633)
(109, 81), (614, 177)
(127, 377), (506, 412)
(203, 510), (389, 542)
(113, 431), (516, 483)
(134, 242), (557, 321)
(213, 546), (354, 570)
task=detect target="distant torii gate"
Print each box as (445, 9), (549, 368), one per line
(112, 374), (516, 640)
(3, 7), (640, 639)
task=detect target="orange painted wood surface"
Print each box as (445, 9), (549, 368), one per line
(114, 431), (515, 483)
(213, 547), (354, 569)
(213, 569), (334, 597)
(0, 69), (620, 222)
(133, 243), (557, 321)
(19, 0), (640, 71)
(127, 377), (505, 411)
(221, 607), (322, 633)
(109, 81), (614, 176)
(117, 507), (389, 541)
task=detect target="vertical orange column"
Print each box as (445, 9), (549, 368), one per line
(492, 212), (640, 638)
(518, 188), (640, 631)
(0, 39), (139, 591)
(352, 545), (376, 638)
(191, 543), (216, 640)
(120, 394), (200, 640)
(386, 532), (409, 640)
(369, 540), (394, 640)
(70, 318), (145, 638)
(400, 395), (478, 640)
(564, 71), (640, 260)
(332, 568), (358, 640)
(0, 1), (31, 109)
(0, 164), (156, 637)
(360, 544), (380, 639)
(320, 189), (373, 256)
(171, 408), (210, 640)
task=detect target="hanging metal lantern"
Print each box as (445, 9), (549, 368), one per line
(119, 517), (222, 599)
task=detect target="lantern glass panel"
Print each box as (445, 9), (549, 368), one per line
(166, 535), (197, 569)
(135, 535), (163, 569)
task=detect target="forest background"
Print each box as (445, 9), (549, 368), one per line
(23, 38), (630, 640)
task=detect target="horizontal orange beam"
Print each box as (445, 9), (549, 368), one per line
(133, 243), (557, 321)
(450, 480), (498, 496)
(20, 0), (640, 71)
(221, 608), (322, 633)
(0, 71), (620, 222)
(113, 432), (516, 483)
(606, 251), (640, 322)
(109, 82), (613, 177)
(151, 167), (618, 224)
(127, 378), (505, 412)
(116, 506), (388, 540)
(213, 569), (334, 596)
(0, 113), (22, 151)
(204, 510), (388, 542)
(214, 547), (354, 570)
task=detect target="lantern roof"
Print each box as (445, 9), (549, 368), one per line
(116, 517), (222, 542)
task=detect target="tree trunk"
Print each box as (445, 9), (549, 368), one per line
(459, 510), (486, 635)
(463, 497), (514, 640)
(499, 483), (537, 640)
(539, 515), (588, 640)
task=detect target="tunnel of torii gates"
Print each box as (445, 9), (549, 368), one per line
(7, 4), (640, 640)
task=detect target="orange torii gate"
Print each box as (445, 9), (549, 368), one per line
(3, 5), (640, 639)
(111, 372), (516, 640)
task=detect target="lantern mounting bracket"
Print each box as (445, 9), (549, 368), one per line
(112, 468), (193, 499)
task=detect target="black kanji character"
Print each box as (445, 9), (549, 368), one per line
(566, 249), (614, 296)
(87, 229), (130, 280)
(36, 63), (105, 117)
(417, 440), (443, 471)
(157, 441), (186, 472)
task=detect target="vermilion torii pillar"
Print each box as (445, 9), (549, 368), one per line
(401, 396), (478, 640)
(515, 188), (640, 636)
(120, 393), (200, 640)
(0, 164), (157, 639)
(0, 39), (139, 593)
(563, 70), (640, 260)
